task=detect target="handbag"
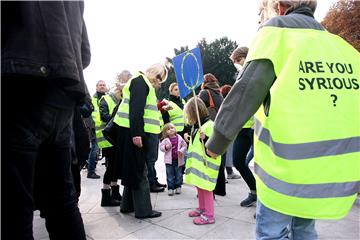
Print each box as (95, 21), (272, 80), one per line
(102, 101), (121, 145)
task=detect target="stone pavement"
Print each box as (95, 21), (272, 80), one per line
(34, 155), (360, 240)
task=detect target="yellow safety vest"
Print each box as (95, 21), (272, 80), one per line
(246, 26), (360, 219)
(91, 96), (101, 130)
(168, 101), (185, 132)
(96, 93), (118, 149)
(113, 72), (162, 134)
(185, 120), (221, 191)
(243, 117), (254, 128)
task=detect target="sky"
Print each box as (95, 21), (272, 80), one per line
(83, 0), (337, 94)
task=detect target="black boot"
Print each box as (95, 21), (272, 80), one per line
(111, 185), (122, 201)
(101, 189), (120, 207)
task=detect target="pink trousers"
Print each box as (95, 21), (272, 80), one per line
(197, 187), (214, 218)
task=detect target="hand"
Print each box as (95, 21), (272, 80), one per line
(132, 136), (143, 148)
(206, 149), (218, 159)
(162, 104), (173, 111)
(178, 151), (184, 159)
(199, 131), (205, 140)
(166, 143), (172, 150)
(184, 133), (190, 143)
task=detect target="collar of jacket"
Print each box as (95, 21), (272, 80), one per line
(285, 5), (314, 18)
(169, 94), (184, 108)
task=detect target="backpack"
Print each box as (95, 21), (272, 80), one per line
(206, 90), (218, 121)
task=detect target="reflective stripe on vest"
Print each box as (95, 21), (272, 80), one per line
(246, 26), (360, 219)
(113, 72), (161, 134)
(184, 120), (221, 191)
(96, 94), (118, 148)
(168, 101), (184, 132)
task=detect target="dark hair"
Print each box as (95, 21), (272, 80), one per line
(220, 84), (232, 98)
(230, 47), (249, 62)
(201, 73), (220, 90)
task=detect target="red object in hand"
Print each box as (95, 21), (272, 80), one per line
(157, 100), (167, 113)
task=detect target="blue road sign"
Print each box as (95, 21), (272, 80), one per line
(172, 47), (204, 99)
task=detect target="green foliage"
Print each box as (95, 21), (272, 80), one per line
(157, 37), (239, 100)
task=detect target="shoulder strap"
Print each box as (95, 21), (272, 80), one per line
(206, 90), (215, 109)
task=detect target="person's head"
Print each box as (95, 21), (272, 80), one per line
(230, 46), (249, 70)
(201, 73), (220, 90)
(145, 63), (168, 90)
(96, 80), (107, 93)
(184, 97), (209, 126)
(220, 84), (232, 98)
(259, 0), (317, 24)
(114, 70), (132, 99)
(161, 123), (177, 139)
(169, 82), (180, 97)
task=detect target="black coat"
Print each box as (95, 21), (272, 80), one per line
(1, 1), (91, 98)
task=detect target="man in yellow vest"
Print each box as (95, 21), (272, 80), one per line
(87, 80), (107, 179)
(206, 0), (360, 239)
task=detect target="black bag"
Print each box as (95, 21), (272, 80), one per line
(102, 101), (121, 145)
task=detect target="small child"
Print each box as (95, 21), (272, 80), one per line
(183, 97), (221, 225)
(160, 123), (187, 196)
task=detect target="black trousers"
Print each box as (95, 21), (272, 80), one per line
(232, 128), (256, 191)
(102, 147), (117, 184)
(3, 79), (86, 240)
(120, 165), (153, 217)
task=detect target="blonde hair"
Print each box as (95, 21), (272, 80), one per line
(184, 97), (209, 126)
(145, 63), (168, 87)
(161, 123), (176, 140)
(169, 82), (178, 93)
(259, 0), (279, 24)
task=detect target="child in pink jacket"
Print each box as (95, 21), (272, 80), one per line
(160, 123), (187, 196)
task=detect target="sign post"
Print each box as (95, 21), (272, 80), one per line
(172, 47), (208, 166)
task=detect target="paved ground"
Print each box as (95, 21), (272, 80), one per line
(34, 155), (360, 240)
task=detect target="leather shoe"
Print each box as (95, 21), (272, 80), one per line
(155, 181), (167, 188)
(150, 184), (165, 193)
(87, 172), (101, 179)
(120, 208), (134, 213)
(135, 210), (162, 219)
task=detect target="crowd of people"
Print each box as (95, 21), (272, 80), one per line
(3, 0), (359, 239)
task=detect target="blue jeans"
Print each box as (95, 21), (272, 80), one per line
(256, 200), (317, 240)
(4, 78), (86, 240)
(166, 160), (183, 190)
(245, 145), (254, 165)
(144, 133), (160, 185)
(87, 133), (98, 173)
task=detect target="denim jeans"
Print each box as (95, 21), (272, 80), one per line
(87, 133), (98, 174)
(165, 160), (183, 190)
(245, 145), (254, 166)
(256, 200), (317, 240)
(144, 133), (159, 185)
(4, 79), (86, 239)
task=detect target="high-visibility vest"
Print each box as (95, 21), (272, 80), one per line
(96, 93), (118, 149)
(246, 26), (360, 219)
(168, 101), (185, 132)
(91, 96), (101, 129)
(113, 72), (162, 134)
(185, 120), (221, 191)
(243, 117), (254, 128)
